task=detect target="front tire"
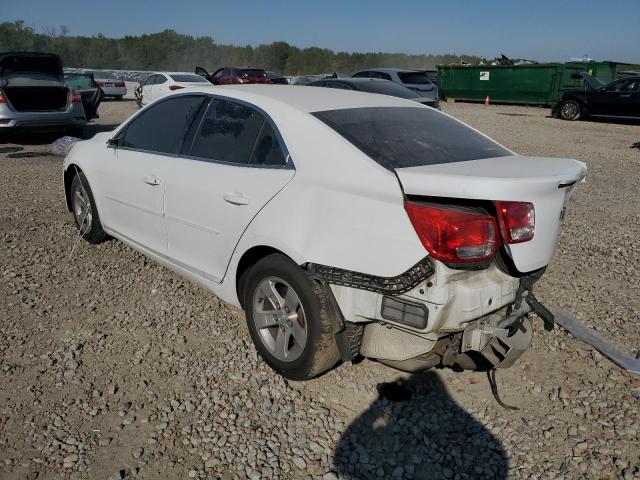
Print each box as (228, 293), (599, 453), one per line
(242, 254), (340, 380)
(70, 172), (108, 244)
(558, 99), (581, 120)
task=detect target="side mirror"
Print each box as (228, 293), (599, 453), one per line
(107, 137), (120, 147)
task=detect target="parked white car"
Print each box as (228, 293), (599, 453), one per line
(63, 85), (594, 380)
(88, 71), (127, 99)
(138, 72), (210, 107)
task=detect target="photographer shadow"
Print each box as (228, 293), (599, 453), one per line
(334, 371), (508, 479)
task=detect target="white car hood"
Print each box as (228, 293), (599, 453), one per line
(396, 155), (587, 273)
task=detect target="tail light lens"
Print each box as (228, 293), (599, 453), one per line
(71, 91), (82, 103)
(96, 81), (104, 87)
(0, 91), (6, 104)
(405, 202), (498, 264)
(169, 85), (185, 91)
(115, 81), (125, 87)
(495, 201), (535, 243)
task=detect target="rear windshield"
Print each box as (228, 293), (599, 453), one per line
(239, 69), (267, 77)
(398, 72), (432, 85)
(355, 80), (419, 99)
(170, 74), (207, 82)
(313, 107), (511, 169)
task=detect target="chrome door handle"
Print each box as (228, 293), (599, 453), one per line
(620, 94), (631, 98)
(223, 193), (249, 205)
(144, 175), (161, 186)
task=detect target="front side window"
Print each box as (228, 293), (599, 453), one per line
(353, 71), (372, 78)
(170, 74), (208, 83)
(188, 99), (265, 164)
(313, 106), (511, 170)
(120, 96), (204, 154)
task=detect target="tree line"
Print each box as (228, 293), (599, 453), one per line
(0, 21), (481, 74)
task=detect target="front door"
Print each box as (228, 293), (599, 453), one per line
(98, 94), (205, 254)
(164, 97), (294, 282)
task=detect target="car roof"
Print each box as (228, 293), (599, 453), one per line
(321, 78), (391, 84)
(357, 68), (422, 73)
(176, 84), (420, 113)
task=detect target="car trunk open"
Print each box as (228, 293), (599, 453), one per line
(396, 155), (587, 273)
(0, 52), (69, 112)
(3, 85), (69, 111)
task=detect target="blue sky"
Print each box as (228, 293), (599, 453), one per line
(3, 0), (640, 63)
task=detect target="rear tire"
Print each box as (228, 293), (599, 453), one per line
(70, 172), (108, 244)
(242, 254), (341, 380)
(558, 99), (581, 120)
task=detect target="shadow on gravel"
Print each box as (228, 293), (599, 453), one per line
(334, 372), (508, 479)
(631, 142), (640, 149)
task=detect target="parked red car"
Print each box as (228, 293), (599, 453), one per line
(195, 66), (271, 85)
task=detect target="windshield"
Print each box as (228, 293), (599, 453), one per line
(579, 72), (605, 90)
(65, 74), (94, 89)
(170, 74), (208, 82)
(313, 107), (511, 170)
(398, 71), (433, 85)
(355, 80), (419, 99)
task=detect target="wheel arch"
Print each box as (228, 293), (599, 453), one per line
(235, 245), (302, 309)
(63, 164), (83, 212)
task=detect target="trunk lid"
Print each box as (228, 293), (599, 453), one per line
(0, 52), (63, 80)
(396, 155), (587, 273)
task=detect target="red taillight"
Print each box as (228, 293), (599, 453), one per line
(96, 81), (104, 87)
(405, 202), (498, 264)
(495, 201), (535, 244)
(115, 81), (125, 87)
(71, 91), (82, 103)
(169, 85), (185, 91)
(0, 91), (6, 104)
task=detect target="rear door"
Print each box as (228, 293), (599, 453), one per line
(98, 94), (205, 253)
(164, 96), (295, 283)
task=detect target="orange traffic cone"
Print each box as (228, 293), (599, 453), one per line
(484, 96), (490, 107)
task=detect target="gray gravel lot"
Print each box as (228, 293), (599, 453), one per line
(0, 99), (639, 480)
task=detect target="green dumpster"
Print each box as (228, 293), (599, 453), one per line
(437, 62), (629, 106)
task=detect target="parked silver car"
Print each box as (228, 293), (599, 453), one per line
(0, 52), (86, 133)
(353, 68), (439, 104)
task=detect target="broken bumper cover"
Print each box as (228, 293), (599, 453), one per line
(527, 293), (640, 375)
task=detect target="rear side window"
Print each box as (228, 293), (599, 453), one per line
(251, 122), (286, 166)
(239, 69), (267, 78)
(398, 72), (432, 85)
(313, 107), (511, 169)
(120, 96), (204, 154)
(189, 99), (265, 164)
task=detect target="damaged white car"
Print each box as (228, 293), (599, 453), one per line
(63, 85), (638, 380)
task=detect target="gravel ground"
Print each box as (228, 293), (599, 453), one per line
(0, 99), (639, 480)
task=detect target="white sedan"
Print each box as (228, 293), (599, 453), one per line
(138, 72), (210, 107)
(63, 85), (591, 380)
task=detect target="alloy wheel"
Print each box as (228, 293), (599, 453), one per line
(252, 276), (308, 362)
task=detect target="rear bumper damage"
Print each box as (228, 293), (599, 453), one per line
(319, 259), (639, 375)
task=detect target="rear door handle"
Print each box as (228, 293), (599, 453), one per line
(144, 175), (161, 186)
(223, 193), (250, 205)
